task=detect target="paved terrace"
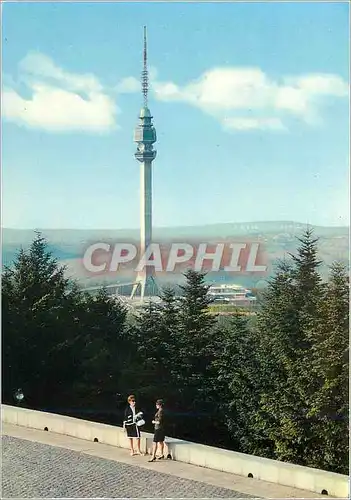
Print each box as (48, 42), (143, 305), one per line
(2, 423), (326, 499)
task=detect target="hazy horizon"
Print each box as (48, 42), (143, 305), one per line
(3, 219), (349, 232)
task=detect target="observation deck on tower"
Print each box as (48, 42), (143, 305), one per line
(134, 106), (157, 162)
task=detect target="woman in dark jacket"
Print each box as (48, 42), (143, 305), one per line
(149, 399), (166, 462)
(123, 394), (145, 456)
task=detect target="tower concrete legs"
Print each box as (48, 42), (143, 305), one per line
(131, 275), (158, 302)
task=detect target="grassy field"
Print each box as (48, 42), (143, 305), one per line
(208, 304), (257, 316)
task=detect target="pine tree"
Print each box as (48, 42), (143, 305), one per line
(255, 229), (324, 465)
(178, 269), (215, 336)
(306, 262), (349, 473)
(75, 288), (128, 409)
(166, 270), (219, 440)
(157, 287), (182, 384)
(124, 289), (182, 403)
(213, 314), (263, 453)
(254, 258), (300, 461)
(289, 228), (324, 351)
(125, 300), (164, 401)
(2, 232), (82, 407)
(177, 270), (217, 399)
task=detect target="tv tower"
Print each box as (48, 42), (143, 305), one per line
(131, 26), (158, 301)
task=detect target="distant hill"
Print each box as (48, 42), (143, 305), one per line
(2, 221), (348, 244)
(2, 222), (349, 288)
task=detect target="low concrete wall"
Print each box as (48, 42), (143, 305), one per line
(2, 405), (349, 498)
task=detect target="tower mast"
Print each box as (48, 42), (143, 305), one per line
(131, 26), (157, 302)
(142, 25), (148, 108)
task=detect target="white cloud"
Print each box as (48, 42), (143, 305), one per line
(115, 76), (140, 93)
(222, 117), (286, 132)
(114, 65), (158, 94)
(2, 52), (118, 132)
(152, 67), (349, 131)
(19, 53), (104, 93)
(291, 74), (349, 97)
(3, 53), (348, 134)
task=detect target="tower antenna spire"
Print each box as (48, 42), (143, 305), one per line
(141, 25), (149, 107)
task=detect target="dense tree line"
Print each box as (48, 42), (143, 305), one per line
(2, 230), (348, 474)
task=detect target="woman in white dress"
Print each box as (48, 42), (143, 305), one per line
(123, 395), (145, 456)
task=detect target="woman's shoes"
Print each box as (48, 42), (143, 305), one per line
(130, 450), (145, 457)
(148, 455), (164, 462)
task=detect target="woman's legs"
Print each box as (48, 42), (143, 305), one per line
(129, 438), (135, 455)
(136, 438), (144, 455)
(149, 442), (158, 461)
(149, 441), (166, 461)
(158, 441), (164, 458)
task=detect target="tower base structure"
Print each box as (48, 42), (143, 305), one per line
(130, 274), (159, 302)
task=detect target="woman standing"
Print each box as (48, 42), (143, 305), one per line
(123, 395), (144, 456)
(149, 399), (166, 462)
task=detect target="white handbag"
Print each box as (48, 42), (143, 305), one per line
(136, 419), (145, 427)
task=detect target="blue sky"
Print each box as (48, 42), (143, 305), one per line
(2, 1), (350, 230)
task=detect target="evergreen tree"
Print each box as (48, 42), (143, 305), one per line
(213, 314), (263, 452)
(254, 259), (299, 461)
(157, 287), (182, 385)
(306, 262), (349, 473)
(171, 270), (219, 440)
(124, 289), (182, 402)
(289, 228), (324, 350)
(119, 288), (183, 434)
(178, 269), (215, 335)
(255, 230), (324, 464)
(74, 288), (128, 409)
(177, 270), (217, 397)
(124, 300), (164, 402)
(2, 233), (82, 407)
(126, 272), (220, 441)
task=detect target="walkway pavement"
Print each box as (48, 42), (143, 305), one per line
(2, 423), (326, 498)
